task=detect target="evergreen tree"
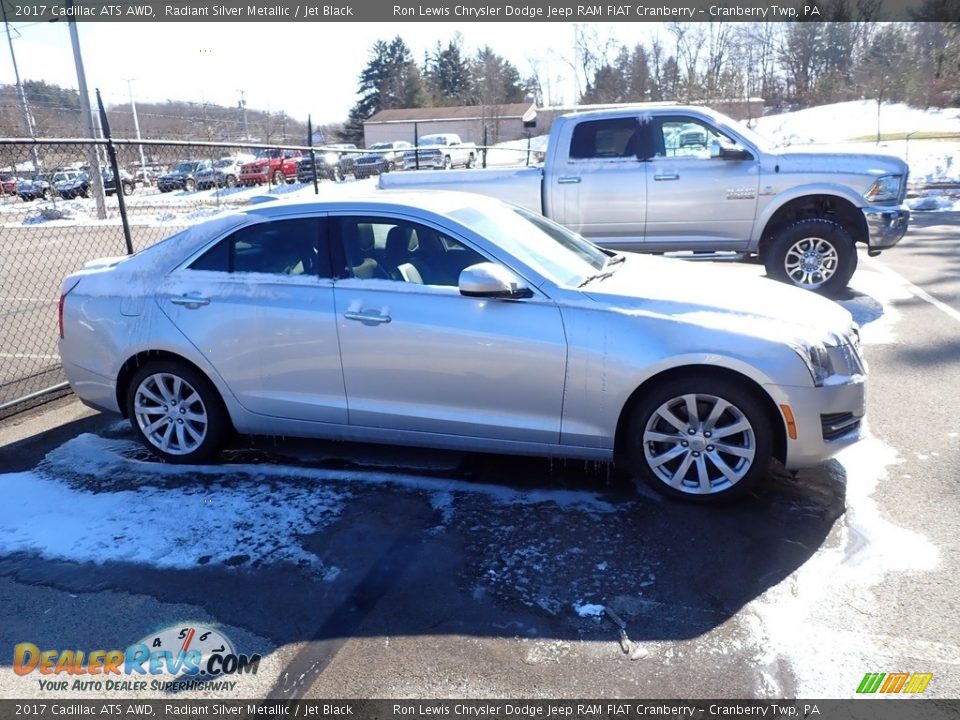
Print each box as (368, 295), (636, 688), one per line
(472, 46), (527, 105)
(425, 37), (474, 106)
(344, 37), (427, 144)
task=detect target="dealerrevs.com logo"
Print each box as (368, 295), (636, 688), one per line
(856, 672), (933, 695)
(14, 625), (260, 693)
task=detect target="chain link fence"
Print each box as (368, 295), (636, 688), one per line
(0, 137), (333, 416)
(1, 135), (543, 416)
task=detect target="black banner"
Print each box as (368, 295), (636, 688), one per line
(2, 700), (960, 720)
(0, 0), (956, 22)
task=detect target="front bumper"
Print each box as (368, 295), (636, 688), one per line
(863, 205), (909, 250)
(767, 375), (866, 470)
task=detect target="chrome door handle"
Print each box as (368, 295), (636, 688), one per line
(344, 311), (391, 324)
(557, 176), (581, 184)
(170, 295), (210, 307)
(654, 173), (679, 181)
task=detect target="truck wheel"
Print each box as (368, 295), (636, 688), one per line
(466, 153), (475, 169)
(443, 155), (452, 170)
(625, 376), (772, 503)
(764, 218), (858, 294)
(184, 178), (196, 192)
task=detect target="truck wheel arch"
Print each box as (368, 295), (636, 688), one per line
(757, 194), (868, 260)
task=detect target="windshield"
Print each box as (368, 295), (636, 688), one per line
(254, 149), (281, 159)
(175, 162), (200, 173)
(214, 159), (234, 168)
(419, 137), (446, 147)
(450, 204), (608, 287)
(367, 143), (390, 151)
(725, 118), (777, 152)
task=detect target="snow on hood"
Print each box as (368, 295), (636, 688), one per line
(775, 148), (908, 177)
(583, 254), (856, 347)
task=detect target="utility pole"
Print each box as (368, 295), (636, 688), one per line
(238, 89), (249, 141)
(1, 3), (40, 171)
(66, 2), (106, 219)
(124, 78), (148, 183)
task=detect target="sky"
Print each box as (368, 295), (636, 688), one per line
(0, 21), (663, 125)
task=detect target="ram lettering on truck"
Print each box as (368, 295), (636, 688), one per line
(381, 105), (909, 292)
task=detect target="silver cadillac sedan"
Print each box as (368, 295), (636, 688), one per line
(58, 191), (866, 502)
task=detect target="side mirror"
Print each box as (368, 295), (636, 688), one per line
(717, 143), (753, 161)
(459, 263), (533, 300)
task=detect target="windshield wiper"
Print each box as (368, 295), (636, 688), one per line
(578, 259), (621, 287)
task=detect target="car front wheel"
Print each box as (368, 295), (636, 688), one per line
(127, 361), (227, 463)
(184, 179), (196, 192)
(765, 218), (857, 295)
(626, 377), (773, 503)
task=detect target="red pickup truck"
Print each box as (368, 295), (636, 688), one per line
(239, 149), (304, 186)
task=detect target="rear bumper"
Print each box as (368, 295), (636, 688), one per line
(863, 205), (909, 250)
(62, 359), (120, 415)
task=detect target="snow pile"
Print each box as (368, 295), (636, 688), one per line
(753, 100), (960, 145)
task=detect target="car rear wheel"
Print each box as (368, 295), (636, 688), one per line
(225, 175), (237, 188)
(184, 178), (196, 192)
(626, 377), (772, 503)
(122, 182), (134, 196)
(127, 361), (227, 463)
(765, 219), (858, 295)
(272, 170), (285, 185)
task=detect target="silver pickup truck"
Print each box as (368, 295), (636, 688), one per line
(381, 105), (910, 293)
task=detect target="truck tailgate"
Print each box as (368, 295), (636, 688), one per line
(379, 167), (543, 214)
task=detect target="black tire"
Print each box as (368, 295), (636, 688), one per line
(466, 153), (475, 169)
(272, 170), (285, 186)
(332, 166), (343, 182)
(225, 175), (237, 188)
(184, 178), (196, 192)
(126, 360), (227, 464)
(764, 218), (858, 295)
(625, 376), (773, 504)
(443, 155), (452, 170)
(123, 182), (134, 196)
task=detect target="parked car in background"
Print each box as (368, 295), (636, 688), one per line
(297, 144), (359, 183)
(196, 156), (251, 190)
(239, 149), (304, 186)
(57, 191), (867, 503)
(352, 141), (414, 179)
(103, 168), (136, 197)
(158, 161), (212, 193)
(1, 173), (19, 195)
(17, 174), (52, 201)
(54, 170), (90, 199)
(402, 134), (477, 170)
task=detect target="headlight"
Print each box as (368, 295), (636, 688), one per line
(791, 343), (833, 387)
(864, 174), (903, 204)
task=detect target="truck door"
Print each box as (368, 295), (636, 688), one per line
(546, 116), (647, 250)
(643, 115), (759, 251)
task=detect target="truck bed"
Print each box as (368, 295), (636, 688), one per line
(379, 167), (543, 214)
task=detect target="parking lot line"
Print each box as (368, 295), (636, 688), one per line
(863, 254), (960, 326)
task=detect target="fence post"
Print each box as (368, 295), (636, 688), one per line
(96, 89), (134, 255)
(308, 115), (319, 195)
(482, 126), (488, 169)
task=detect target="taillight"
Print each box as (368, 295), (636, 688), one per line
(58, 280), (80, 339)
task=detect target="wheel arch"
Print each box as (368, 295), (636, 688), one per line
(613, 364), (787, 467)
(116, 349), (233, 431)
(758, 193), (867, 260)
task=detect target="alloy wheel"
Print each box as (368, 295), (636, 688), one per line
(133, 372), (208, 456)
(642, 392), (756, 495)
